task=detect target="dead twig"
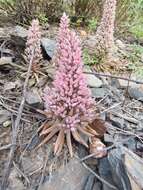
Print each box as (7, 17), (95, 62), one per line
(0, 144), (13, 151)
(99, 102), (122, 115)
(0, 57), (27, 71)
(0, 99), (33, 123)
(13, 161), (30, 185)
(1, 49), (35, 190)
(108, 125), (143, 143)
(80, 136), (133, 162)
(0, 39), (10, 57)
(28, 166), (43, 177)
(95, 94), (109, 105)
(19, 133), (40, 161)
(110, 111), (139, 124)
(121, 108), (140, 121)
(80, 144), (115, 161)
(124, 98), (143, 108)
(0, 95), (45, 121)
(0, 131), (10, 139)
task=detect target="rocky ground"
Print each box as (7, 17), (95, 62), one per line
(0, 25), (143, 190)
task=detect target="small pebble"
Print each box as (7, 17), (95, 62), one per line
(3, 120), (11, 127)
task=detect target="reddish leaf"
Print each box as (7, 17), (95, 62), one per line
(89, 118), (107, 137)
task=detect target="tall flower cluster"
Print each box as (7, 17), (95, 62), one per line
(25, 19), (42, 71)
(39, 14), (95, 156)
(44, 30), (94, 129)
(86, 0), (117, 59)
(95, 0), (117, 58)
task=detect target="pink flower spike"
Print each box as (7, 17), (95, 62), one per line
(40, 13), (96, 157)
(44, 14), (95, 130)
(25, 19), (42, 70)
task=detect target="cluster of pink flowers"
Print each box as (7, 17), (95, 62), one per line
(95, 0), (117, 57)
(25, 19), (42, 68)
(44, 13), (95, 131)
(86, 0), (117, 58)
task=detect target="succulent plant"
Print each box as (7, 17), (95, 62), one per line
(38, 14), (96, 157)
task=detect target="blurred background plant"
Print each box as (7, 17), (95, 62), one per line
(37, 13), (48, 26)
(67, 0), (102, 26)
(0, 0), (63, 25)
(116, 0), (143, 40)
(126, 44), (143, 77)
(0, 0), (143, 40)
(83, 49), (99, 66)
(88, 18), (97, 32)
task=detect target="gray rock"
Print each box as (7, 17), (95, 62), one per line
(108, 147), (132, 190)
(113, 135), (136, 150)
(41, 38), (56, 59)
(14, 25), (28, 38)
(4, 80), (22, 91)
(99, 157), (116, 190)
(25, 89), (42, 107)
(124, 138), (136, 150)
(77, 140), (89, 159)
(11, 25), (28, 47)
(4, 81), (16, 91)
(84, 174), (95, 190)
(108, 146), (143, 190)
(84, 66), (102, 87)
(86, 74), (102, 88)
(117, 79), (135, 89)
(124, 147), (143, 190)
(104, 134), (114, 143)
(111, 78), (137, 89)
(93, 182), (102, 190)
(136, 141), (143, 151)
(91, 88), (107, 98)
(128, 87), (143, 102)
(83, 65), (93, 73)
(40, 158), (90, 190)
(108, 85), (124, 101)
(110, 78), (120, 88)
(110, 116), (124, 129)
